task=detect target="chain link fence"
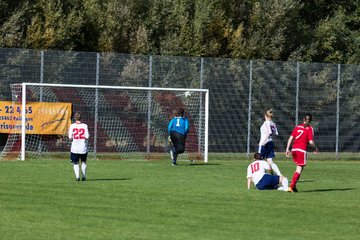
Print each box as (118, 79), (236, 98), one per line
(0, 48), (359, 159)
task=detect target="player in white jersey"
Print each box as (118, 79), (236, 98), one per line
(258, 109), (282, 176)
(68, 112), (89, 181)
(247, 153), (288, 191)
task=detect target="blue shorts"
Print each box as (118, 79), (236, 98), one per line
(256, 174), (280, 190)
(259, 141), (276, 159)
(70, 152), (87, 164)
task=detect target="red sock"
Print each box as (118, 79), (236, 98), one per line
(290, 172), (301, 189)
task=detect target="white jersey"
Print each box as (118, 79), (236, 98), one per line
(246, 160), (271, 185)
(68, 122), (89, 154)
(259, 120), (278, 146)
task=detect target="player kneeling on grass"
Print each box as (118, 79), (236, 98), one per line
(68, 112), (89, 181)
(246, 153), (289, 191)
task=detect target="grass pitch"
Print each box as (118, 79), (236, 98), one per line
(0, 157), (359, 240)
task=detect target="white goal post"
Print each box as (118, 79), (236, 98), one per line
(13, 83), (209, 162)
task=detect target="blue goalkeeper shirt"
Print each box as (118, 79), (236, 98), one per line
(168, 117), (189, 136)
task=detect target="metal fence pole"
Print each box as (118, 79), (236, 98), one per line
(336, 64), (341, 159)
(199, 58), (204, 154)
(38, 50), (45, 153)
(94, 53), (100, 157)
(296, 62), (300, 125)
(147, 56), (153, 156)
(40, 50), (44, 101)
(247, 60), (253, 159)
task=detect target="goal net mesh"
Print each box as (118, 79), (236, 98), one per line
(2, 84), (207, 161)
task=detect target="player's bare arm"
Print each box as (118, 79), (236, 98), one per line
(247, 178), (252, 189)
(285, 135), (294, 157)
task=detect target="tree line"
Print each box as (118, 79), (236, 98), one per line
(0, 0), (359, 64)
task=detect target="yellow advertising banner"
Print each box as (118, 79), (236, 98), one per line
(0, 101), (72, 134)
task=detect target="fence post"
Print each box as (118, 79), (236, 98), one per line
(199, 58), (204, 154)
(40, 50), (44, 101)
(296, 62), (300, 125)
(37, 50), (45, 153)
(247, 60), (253, 159)
(147, 56), (153, 156)
(94, 53), (100, 157)
(336, 64), (341, 159)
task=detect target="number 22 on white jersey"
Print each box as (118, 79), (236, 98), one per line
(72, 128), (86, 139)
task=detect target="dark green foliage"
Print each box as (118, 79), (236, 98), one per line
(0, 0), (359, 63)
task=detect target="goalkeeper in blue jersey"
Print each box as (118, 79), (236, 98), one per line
(167, 108), (189, 166)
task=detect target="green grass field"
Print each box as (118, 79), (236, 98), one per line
(0, 157), (359, 240)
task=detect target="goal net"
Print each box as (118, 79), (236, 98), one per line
(1, 83), (208, 162)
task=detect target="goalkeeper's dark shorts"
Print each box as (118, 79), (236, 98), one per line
(170, 131), (186, 154)
(70, 152), (88, 164)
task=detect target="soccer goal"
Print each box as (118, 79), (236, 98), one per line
(1, 83), (209, 162)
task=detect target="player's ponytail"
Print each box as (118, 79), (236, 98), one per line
(254, 153), (263, 160)
(265, 109), (273, 119)
(304, 113), (313, 122)
(178, 108), (185, 117)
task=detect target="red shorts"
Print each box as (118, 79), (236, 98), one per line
(291, 149), (307, 166)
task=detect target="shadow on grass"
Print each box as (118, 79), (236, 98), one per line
(184, 163), (222, 167)
(298, 179), (314, 183)
(169, 163), (221, 167)
(301, 188), (355, 193)
(86, 178), (131, 182)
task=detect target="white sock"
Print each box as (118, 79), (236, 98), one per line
(73, 164), (80, 179)
(282, 177), (289, 191)
(81, 162), (87, 178)
(170, 150), (174, 160)
(271, 163), (282, 176)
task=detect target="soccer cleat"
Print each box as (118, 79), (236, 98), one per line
(292, 187), (298, 192)
(287, 187), (294, 193)
(172, 163), (177, 166)
(82, 177), (86, 181)
(76, 178), (80, 182)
